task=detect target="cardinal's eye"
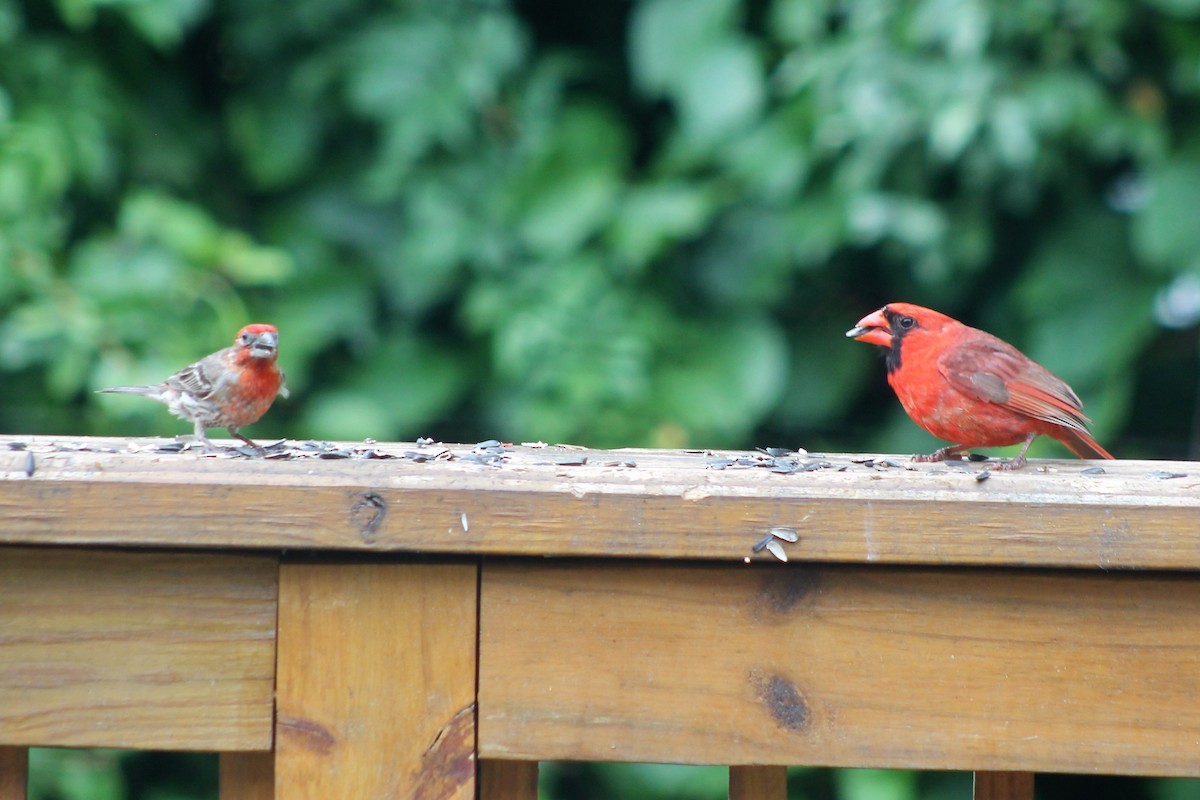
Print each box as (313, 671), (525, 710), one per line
(897, 315), (917, 330)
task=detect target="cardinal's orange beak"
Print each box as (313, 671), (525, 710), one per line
(846, 309), (893, 348)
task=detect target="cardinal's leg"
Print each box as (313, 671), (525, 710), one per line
(912, 444), (969, 463)
(990, 433), (1038, 471)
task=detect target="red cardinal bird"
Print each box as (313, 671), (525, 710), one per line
(99, 324), (288, 452)
(847, 303), (1112, 469)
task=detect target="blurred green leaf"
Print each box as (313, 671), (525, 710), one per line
(29, 749), (126, 800)
(118, 191), (293, 284)
(228, 96), (324, 189)
(838, 768), (919, 800)
(54, 0), (208, 47)
(675, 39), (764, 140)
(1145, 0), (1200, 16)
(779, 324), (875, 428)
(608, 182), (716, 268)
(299, 333), (470, 440)
(631, 0), (763, 141)
(503, 103), (628, 257)
(769, 0), (832, 45)
(1153, 778), (1200, 800)
(630, 0), (739, 94)
(1018, 210), (1156, 382)
(334, 8), (526, 193)
(1132, 159), (1200, 273)
(655, 316), (789, 441)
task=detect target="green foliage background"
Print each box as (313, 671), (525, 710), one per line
(6, 0), (1200, 797)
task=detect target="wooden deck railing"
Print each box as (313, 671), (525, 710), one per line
(1, 436), (1198, 799)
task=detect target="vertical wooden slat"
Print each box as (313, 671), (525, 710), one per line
(479, 759), (538, 799)
(729, 765), (787, 799)
(0, 747), (27, 800)
(219, 752), (273, 800)
(275, 561), (477, 798)
(0, 748), (26, 800)
(973, 771), (1034, 800)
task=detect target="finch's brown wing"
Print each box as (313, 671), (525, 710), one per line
(164, 350), (226, 401)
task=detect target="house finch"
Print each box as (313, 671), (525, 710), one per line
(98, 323), (288, 452)
(847, 303), (1113, 470)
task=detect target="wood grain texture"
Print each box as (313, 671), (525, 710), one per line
(0, 747), (26, 800)
(729, 766), (787, 799)
(275, 561), (477, 799)
(0, 437), (1197, 569)
(219, 753), (274, 800)
(0, 548), (276, 750)
(479, 760), (538, 800)
(479, 562), (1200, 776)
(973, 771), (1034, 800)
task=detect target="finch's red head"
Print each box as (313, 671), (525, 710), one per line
(235, 324), (280, 361)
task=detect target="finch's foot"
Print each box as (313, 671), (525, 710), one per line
(173, 434), (215, 453)
(229, 430), (266, 456)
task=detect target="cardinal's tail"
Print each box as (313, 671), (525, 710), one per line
(1056, 428), (1114, 460)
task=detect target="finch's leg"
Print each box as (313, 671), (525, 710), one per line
(190, 421), (216, 452)
(228, 427), (266, 455)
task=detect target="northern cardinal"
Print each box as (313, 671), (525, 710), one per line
(847, 303), (1112, 469)
(98, 323), (288, 452)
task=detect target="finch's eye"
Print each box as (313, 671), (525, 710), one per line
(897, 315), (917, 330)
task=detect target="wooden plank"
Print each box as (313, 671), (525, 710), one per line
(0, 437), (1197, 570)
(478, 562), (1200, 776)
(729, 765), (787, 799)
(0, 547), (276, 750)
(479, 760), (538, 800)
(275, 561), (477, 798)
(0, 747), (26, 800)
(973, 771), (1034, 800)
(219, 753), (274, 800)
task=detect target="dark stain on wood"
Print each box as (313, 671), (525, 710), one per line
(750, 670), (810, 732)
(277, 714), (337, 754)
(755, 569), (819, 617)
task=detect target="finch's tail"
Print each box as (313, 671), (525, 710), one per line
(1056, 428), (1114, 460)
(96, 385), (162, 398)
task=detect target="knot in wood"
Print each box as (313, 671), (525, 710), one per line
(350, 491), (387, 540)
(416, 703), (476, 799)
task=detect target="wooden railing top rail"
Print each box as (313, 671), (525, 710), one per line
(1, 435), (1196, 570)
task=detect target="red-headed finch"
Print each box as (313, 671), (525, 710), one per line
(99, 323), (288, 452)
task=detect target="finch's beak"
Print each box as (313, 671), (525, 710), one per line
(846, 309), (893, 347)
(247, 331), (278, 358)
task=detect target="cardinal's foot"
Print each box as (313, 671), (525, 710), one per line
(912, 446), (967, 463)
